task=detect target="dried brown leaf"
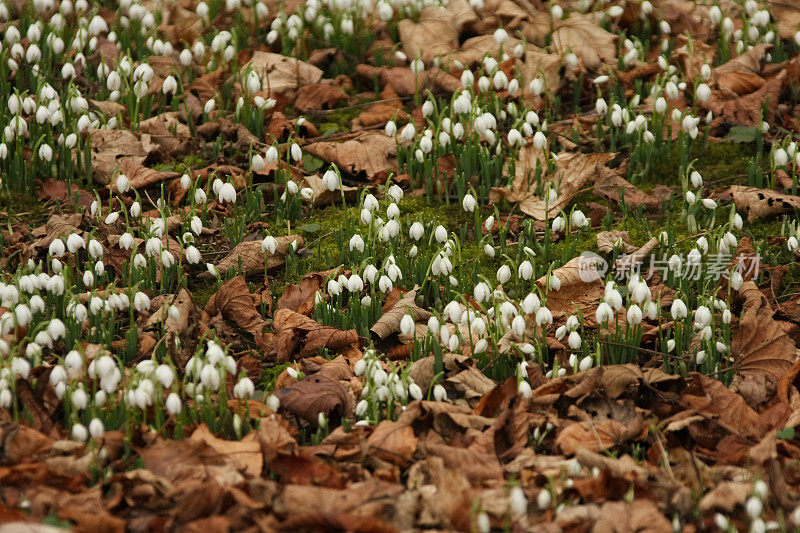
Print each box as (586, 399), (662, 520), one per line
(294, 83), (349, 111)
(731, 281), (797, 383)
(212, 235), (304, 277)
(276, 373), (355, 424)
(202, 275), (269, 345)
(371, 288), (432, 339)
(731, 185), (800, 222)
(303, 131), (397, 180)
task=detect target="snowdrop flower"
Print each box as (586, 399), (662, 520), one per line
(322, 169), (339, 191)
(162, 75), (178, 95)
(535, 307), (553, 326)
(434, 225), (447, 243)
(596, 302), (614, 323)
(186, 246), (201, 264)
(218, 182), (236, 203)
(497, 264), (511, 284)
(433, 384), (447, 401)
(521, 293), (540, 314)
(627, 305), (643, 324)
(262, 235), (278, 255)
(462, 193), (476, 212)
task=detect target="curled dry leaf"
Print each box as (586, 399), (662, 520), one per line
(397, 3), (471, 64)
(680, 373), (769, 440)
(276, 372), (355, 424)
(555, 414), (648, 455)
(276, 273), (324, 316)
(302, 173), (358, 207)
(271, 308), (360, 361)
(366, 420), (418, 467)
(202, 275), (269, 346)
(730, 281), (797, 384)
(371, 288), (432, 339)
(730, 185), (800, 222)
(89, 129), (154, 185)
(490, 149), (616, 220)
(765, 0), (800, 41)
(210, 235), (304, 277)
(242, 51), (324, 94)
(596, 230), (636, 254)
(303, 131), (397, 180)
(593, 166), (660, 211)
(547, 14), (618, 70)
(614, 237), (659, 274)
(294, 83), (349, 112)
(533, 256), (605, 323)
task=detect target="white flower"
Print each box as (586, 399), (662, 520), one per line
(702, 198), (717, 210)
(497, 264), (511, 284)
(218, 182), (236, 203)
(322, 169), (339, 191)
(262, 235), (278, 255)
(462, 193), (476, 212)
(400, 314), (415, 336)
(596, 302), (614, 323)
(433, 384), (447, 401)
(537, 490), (551, 509)
(185, 245), (201, 264)
(745, 496), (763, 519)
(774, 148), (789, 167)
(434, 225), (447, 243)
(71, 423), (88, 442)
(535, 307), (553, 326)
(409, 222), (424, 241)
(162, 75), (178, 95)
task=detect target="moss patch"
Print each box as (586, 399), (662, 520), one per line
(258, 363), (290, 393)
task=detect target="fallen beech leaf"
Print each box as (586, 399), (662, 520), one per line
(189, 424), (263, 477)
(273, 308), (359, 360)
(593, 166), (660, 211)
(730, 185), (800, 222)
(698, 481), (753, 513)
(276, 273), (324, 316)
(38, 179), (94, 209)
(533, 256), (605, 323)
(211, 235), (304, 277)
(89, 129), (153, 185)
(243, 51), (323, 94)
(366, 420), (418, 466)
(548, 14), (618, 70)
(703, 70), (785, 130)
(119, 159), (181, 190)
(303, 173), (358, 206)
(277, 373), (355, 424)
(303, 131), (398, 180)
(731, 281), (797, 383)
(596, 230), (636, 254)
(555, 416), (648, 455)
(397, 6), (462, 64)
(202, 275), (269, 345)
(681, 373), (769, 440)
(593, 500), (671, 533)
(32, 213), (83, 251)
(294, 83), (349, 112)
(371, 288), (432, 339)
(613, 237), (660, 275)
(490, 149), (616, 220)
(766, 0), (800, 41)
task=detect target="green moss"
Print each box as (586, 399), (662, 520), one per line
(258, 363), (290, 393)
(152, 154), (206, 174)
(189, 278), (219, 310)
(640, 140), (762, 191)
(0, 190), (50, 228)
(315, 105), (362, 134)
